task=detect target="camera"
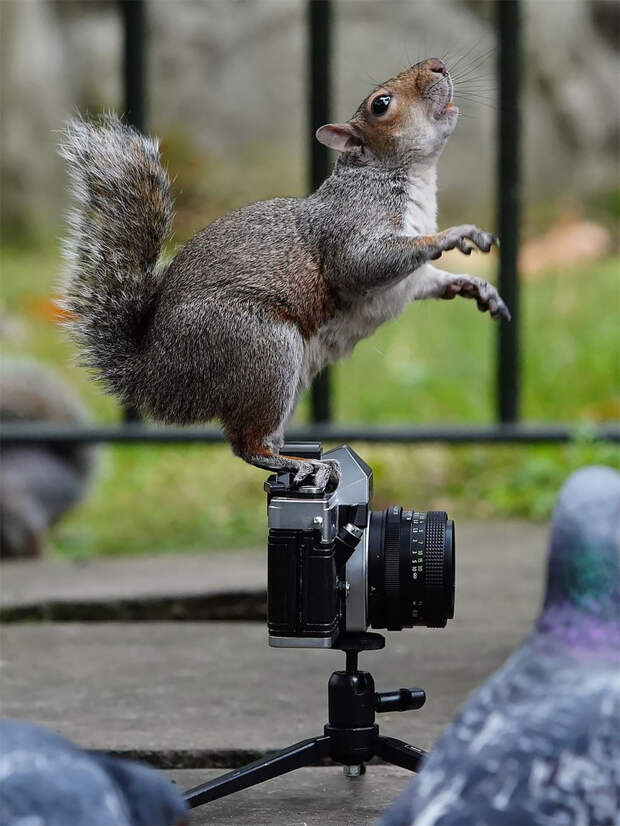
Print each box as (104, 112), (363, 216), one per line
(266, 444), (455, 648)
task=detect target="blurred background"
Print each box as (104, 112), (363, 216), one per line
(1, 0), (618, 559)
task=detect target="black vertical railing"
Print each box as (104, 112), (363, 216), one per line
(307, 0), (333, 423)
(496, 0), (521, 423)
(122, 0), (147, 133)
(121, 0), (147, 422)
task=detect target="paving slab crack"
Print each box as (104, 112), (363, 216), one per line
(98, 749), (389, 770)
(0, 590), (267, 623)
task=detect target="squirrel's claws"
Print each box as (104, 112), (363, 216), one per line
(447, 226), (498, 257)
(293, 459), (341, 492)
(498, 303), (511, 322)
(457, 238), (473, 255)
(472, 232), (495, 254)
(443, 274), (510, 322)
(488, 297), (511, 322)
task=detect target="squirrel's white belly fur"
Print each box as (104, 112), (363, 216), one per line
(302, 182), (437, 387)
(402, 171), (437, 238)
(302, 271), (422, 386)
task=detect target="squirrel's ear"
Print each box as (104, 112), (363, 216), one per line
(315, 123), (364, 152)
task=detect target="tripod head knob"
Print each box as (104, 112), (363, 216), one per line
(375, 688), (426, 713)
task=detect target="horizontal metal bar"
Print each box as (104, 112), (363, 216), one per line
(1, 423), (618, 445)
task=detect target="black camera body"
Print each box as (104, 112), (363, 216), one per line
(266, 444), (455, 649)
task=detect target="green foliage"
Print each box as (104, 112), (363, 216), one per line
(587, 186), (620, 227)
(1, 240), (618, 557)
(52, 437), (619, 559)
(56, 444), (265, 558)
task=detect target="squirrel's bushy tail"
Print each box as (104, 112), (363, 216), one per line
(59, 114), (173, 405)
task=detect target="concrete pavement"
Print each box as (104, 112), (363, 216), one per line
(0, 520), (549, 825)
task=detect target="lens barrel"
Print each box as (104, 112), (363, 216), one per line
(368, 508), (455, 630)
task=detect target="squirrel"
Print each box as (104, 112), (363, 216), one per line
(59, 57), (509, 491)
(0, 359), (97, 557)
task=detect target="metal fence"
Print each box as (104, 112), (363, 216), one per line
(2, 0), (618, 449)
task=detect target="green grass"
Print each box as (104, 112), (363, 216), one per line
(1, 240), (618, 558)
(333, 255), (620, 424)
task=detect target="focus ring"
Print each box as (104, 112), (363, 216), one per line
(384, 506), (402, 630)
(424, 511), (447, 627)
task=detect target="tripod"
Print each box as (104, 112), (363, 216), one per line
(183, 633), (427, 810)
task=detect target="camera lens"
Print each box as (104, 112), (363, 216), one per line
(367, 507), (455, 630)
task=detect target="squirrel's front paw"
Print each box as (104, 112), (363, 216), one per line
(293, 459), (341, 491)
(443, 275), (511, 321)
(440, 225), (499, 257)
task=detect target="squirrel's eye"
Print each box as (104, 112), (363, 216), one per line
(371, 95), (392, 115)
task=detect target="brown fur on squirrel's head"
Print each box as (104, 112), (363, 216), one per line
(317, 58), (458, 167)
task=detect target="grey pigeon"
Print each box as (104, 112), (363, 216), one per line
(0, 719), (188, 826)
(380, 465), (620, 826)
(0, 358), (97, 558)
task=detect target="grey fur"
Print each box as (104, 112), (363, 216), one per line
(59, 61), (508, 488)
(58, 114), (173, 406)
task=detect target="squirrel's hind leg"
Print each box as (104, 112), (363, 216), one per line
(221, 323), (339, 490)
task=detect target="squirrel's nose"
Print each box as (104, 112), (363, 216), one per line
(427, 58), (448, 76)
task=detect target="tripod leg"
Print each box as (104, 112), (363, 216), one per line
(375, 736), (426, 773)
(184, 734), (332, 808)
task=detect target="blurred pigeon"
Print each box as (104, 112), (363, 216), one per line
(380, 465), (620, 826)
(0, 359), (98, 558)
(0, 719), (188, 826)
